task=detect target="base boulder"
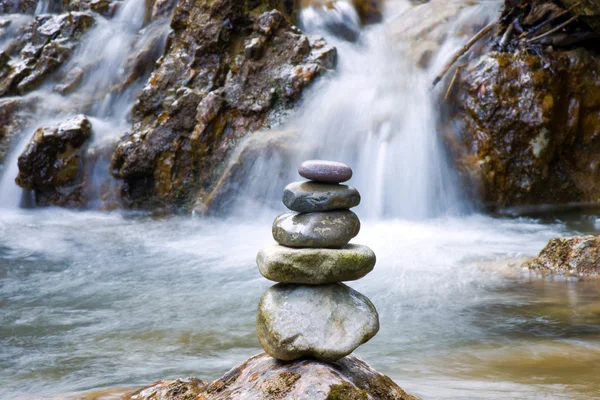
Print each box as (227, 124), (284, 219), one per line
(125, 353), (418, 400)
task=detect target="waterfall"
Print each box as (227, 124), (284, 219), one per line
(221, 0), (502, 220)
(0, 0), (171, 209)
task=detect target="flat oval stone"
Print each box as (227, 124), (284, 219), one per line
(298, 160), (353, 183)
(257, 243), (375, 284)
(256, 283), (379, 362)
(282, 181), (360, 212)
(272, 211), (360, 248)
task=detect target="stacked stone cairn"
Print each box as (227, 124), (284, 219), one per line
(256, 160), (379, 362)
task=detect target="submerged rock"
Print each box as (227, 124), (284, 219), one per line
(283, 181), (361, 212)
(525, 235), (600, 278)
(272, 210), (360, 248)
(449, 49), (600, 210)
(111, 0), (336, 212)
(16, 115), (92, 208)
(124, 353), (417, 400)
(257, 243), (375, 283)
(256, 283), (379, 361)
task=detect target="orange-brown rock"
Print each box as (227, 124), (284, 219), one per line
(449, 48), (600, 210)
(124, 353), (418, 400)
(525, 235), (600, 278)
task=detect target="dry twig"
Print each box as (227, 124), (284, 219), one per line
(445, 64), (466, 100)
(519, 1), (581, 39)
(527, 15), (579, 43)
(432, 22), (495, 88)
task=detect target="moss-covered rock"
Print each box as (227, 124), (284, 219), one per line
(449, 48), (600, 210)
(257, 243), (375, 283)
(110, 0), (336, 212)
(125, 353), (418, 400)
(524, 235), (600, 278)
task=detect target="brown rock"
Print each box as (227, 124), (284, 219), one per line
(525, 235), (600, 278)
(111, 1), (336, 212)
(449, 49), (600, 210)
(124, 353), (418, 400)
(16, 115), (93, 208)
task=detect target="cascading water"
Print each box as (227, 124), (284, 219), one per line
(0, 0), (171, 209)
(225, 0), (501, 220)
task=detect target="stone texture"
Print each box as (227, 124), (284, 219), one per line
(124, 353), (417, 400)
(272, 210), (360, 248)
(110, 1), (336, 212)
(16, 115), (92, 208)
(0, 12), (95, 97)
(298, 159), (353, 183)
(448, 48), (600, 210)
(525, 235), (600, 278)
(256, 283), (379, 361)
(283, 181), (360, 212)
(257, 243), (375, 284)
(0, 97), (37, 166)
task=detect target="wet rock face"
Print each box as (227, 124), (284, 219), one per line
(0, 12), (95, 97)
(110, 1), (336, 211)
(450, 49), (600, 210)
(125, 353), (417, 400)
(0, 97), (37, 165)
(16, 115), (92, 207)
(525, 235), (600, 278)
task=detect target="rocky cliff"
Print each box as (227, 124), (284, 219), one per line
(110, 0), (336, 211)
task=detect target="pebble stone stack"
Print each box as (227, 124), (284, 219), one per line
(256, 160), (379, 362)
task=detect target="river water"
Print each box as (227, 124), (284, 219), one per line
(1, 0), (600, 399)
(1, 209), (600, 399)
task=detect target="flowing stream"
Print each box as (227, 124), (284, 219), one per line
(1, 1), (600, 400)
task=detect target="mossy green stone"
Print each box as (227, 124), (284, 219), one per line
(282, 181), (361, 212)
(256, 283), (379, 362)
(257, 243), (376, 284)
(272, 210), (360, 248)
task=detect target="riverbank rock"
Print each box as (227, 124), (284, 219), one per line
(258, 243), (375, 283)
(449, 48), (600, 210)
(0, 12), (95, 96)
(125, 353), (417, 400)
(272, 210), (360, 248)
(111, 0), (336, 212)
(257, 283), (379, 361)
(525, 235), (600, 278)
(283, 181), (361, 212)
(16, 115), (92, 207)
